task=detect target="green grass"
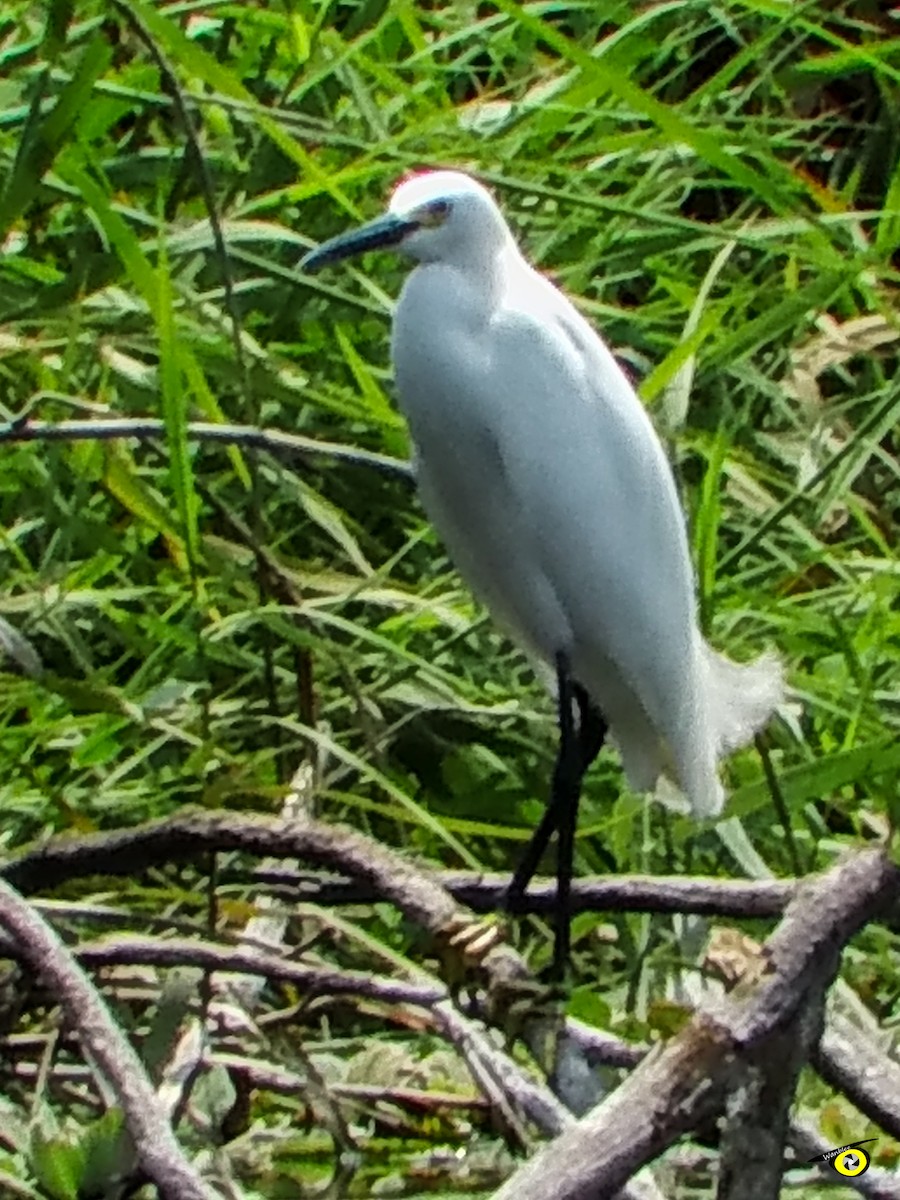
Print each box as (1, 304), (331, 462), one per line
(1, 0), (899, 1194)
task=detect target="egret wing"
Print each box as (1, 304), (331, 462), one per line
(483, 271), (704, 748)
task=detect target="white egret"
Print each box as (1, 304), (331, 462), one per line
(301, 171), (781, 976)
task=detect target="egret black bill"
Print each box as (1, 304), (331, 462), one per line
(301, 212), (418, 272)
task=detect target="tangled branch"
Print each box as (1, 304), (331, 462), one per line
(3, 809), (900, 1200)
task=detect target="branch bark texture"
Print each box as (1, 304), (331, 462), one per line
(490, 849), (899, 1200)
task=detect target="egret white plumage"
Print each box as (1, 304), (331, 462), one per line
(302, 171), (781, 975)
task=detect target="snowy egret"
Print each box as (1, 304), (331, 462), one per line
(302, 171), (781, 976)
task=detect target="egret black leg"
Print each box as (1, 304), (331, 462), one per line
(574, 682), (607, 775)
(552, 674), (607, 978)
(506, 790), (562, 908)
(506, 656), (574, 907)
(506, 682), (606, 905)
(552, 658), (580, 977)
(505, 655), (607, 979)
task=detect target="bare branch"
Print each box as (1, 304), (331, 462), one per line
(1, 810), (460, 929)
(210, 1054), (491, 1113)
(704, 926), (900, 1157)
(259, 865), (795, 919)
(68, 938), (580, 1150)
(0, 417), (413, 480)
(716, 979), (832, 1199)
(0, 879), (219, 1200)
(72, 933), (445, 1008)
(815, 1000), (900, 1143)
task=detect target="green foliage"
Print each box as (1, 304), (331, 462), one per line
(28, 1106), (129, 1200)
(1, 0), (899, 1194)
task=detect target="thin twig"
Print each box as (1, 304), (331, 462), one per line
(0, 416), (413, 479)
(210, 1055), (490, 1113)
(71, 934), (445, 1008)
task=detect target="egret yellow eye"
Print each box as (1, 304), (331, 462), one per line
(417, 198), (451, 227)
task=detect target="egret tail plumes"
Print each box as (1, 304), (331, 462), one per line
(704, 643), (783, 757)
(599, 640), (782, 821)
(692, 643), (784, 818)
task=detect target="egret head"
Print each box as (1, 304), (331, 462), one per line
(301, 171), (511, 272)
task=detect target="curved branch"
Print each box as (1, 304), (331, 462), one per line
(0, 880), (218, 1200)
(2, 816), (793, 922)
(72, 934), (444, 1008)
(2, 810), (458, 928)
(815, 1003), (900, 1143)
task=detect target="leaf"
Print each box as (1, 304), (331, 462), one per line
(730, 739), (900, 820)
(491, 0), (818, 219)
(715, 816), (773, 881)
(0, 38), (110, 236)
(78, 1110), (134, 1198)
(29, 1129), (85, 1200)
(0, 615), (42, 677)
(650, 239), (737, 427)
(693, 431), (729, 632)
(103, 443), (187, 570)
(43, 675), (143, 720)
(334, 323), (403, 432)
(157, 234), (202, 573)
(295, 480), (373, 576)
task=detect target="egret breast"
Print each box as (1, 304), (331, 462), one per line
(392, 268), (576, 661)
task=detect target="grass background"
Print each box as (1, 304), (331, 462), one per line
(1, 0), (899, 1194)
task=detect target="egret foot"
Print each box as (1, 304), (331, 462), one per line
(485, 970), (569, 1057)
(444, 913), (505, 962)
(435, 913), (506, 995)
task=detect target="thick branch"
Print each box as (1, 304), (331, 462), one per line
(716, 977), (833, 1200)
(1, 810), (460, 931)
(489, 849), (899, 1200)
(259, 865), (795, 919)
(0, 880), (217, 1200)
(1, 816), (794, 925)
